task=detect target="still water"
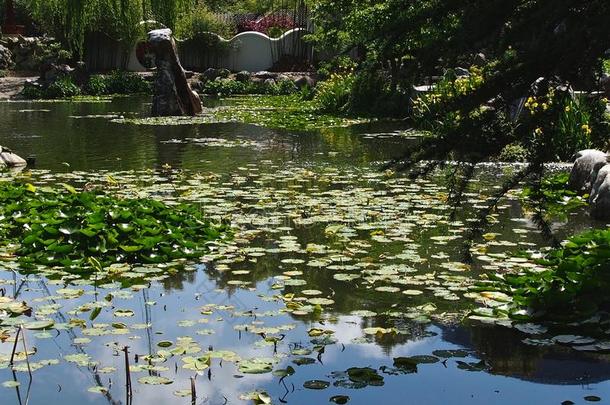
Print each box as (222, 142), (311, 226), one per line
(0, 97), (608, 405)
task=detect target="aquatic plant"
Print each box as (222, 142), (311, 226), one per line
(0, 182), (228, 270)
(473, 228), (610, 322)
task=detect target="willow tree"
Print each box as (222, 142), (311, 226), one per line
(21, 0), (193, 59)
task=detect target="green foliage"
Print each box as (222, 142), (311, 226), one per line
(313, 73), (355, 113)
(83, 74), (108, 96)
(0, 182), (227, 270)
(175, 5), (236, 40)
(316, 56), (357, 81)
(22, 76), (81, 99)
(200, 78), (298, 97)
(520, 172), (587, 220)
(604, 59), (610, 74)
(24, 71), (150, 99)
(496, 143), (528, 162)
(94, 71), (151, 95)
(20, 0), (190, 58)
(475, 228), (610, 321)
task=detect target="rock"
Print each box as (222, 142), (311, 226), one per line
(39, 63), (73, 84)
(264, 78), (276, 86)
(147, 29), (202, 117)
(201, 68), (221, 82)
(71, 61), (90, 87)
(473, 53), (486, 66)
(568, 149), (608, 194)
(294, 75), (315, 88)
(253, 71), (278, 80)
(602, 74), (610, 98)
(0, 45), (14, 70)
(218, 68), (230, 79)
(0, 145), (27, 168)
(235, 70), (250, 82)
(455, 67), (470, 77)
(590, 164), (610, 220)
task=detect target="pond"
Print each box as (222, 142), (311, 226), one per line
(0, 96), (608, 405)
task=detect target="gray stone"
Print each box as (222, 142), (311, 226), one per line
(294, 75), (315, 88)
(235, 71), (250, 82)
(0, 45), (13, 70)
(602, 74), (610, 98)
(201, 68), (221, 82)
(264, 78), (276, 86)
(590, 164), (610, 220)
(473, 53), (486, 66)
(218, 68), (230, 79)
(568, 149), (608, 194)
(147, 29), (202, 117)
(0, 145), (27, 168)
(253, 71), (278, 80)
(455, 67), (470, 77)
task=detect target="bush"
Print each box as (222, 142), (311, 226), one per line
(348, 69), (408, 117)
(200, 78), (298, 96)
(85, 71), (151, 96)
(313, 73), (355, 113)
(22, 75), (81, 99)
(241, 13), (296, 37)
(175, 6), (236, 39)
(84, 74), (108, 96)
(102, 71), (151, 94)
(316, 56), (357, 81)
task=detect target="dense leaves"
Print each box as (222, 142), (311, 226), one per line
(0, 182), (227, 270)
(475, 228), (610, 321)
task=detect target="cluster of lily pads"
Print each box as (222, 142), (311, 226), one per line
(0, 181), (228, 270)
(472, 227), (610, 322)
(112, 95), (372, 131)
(0, 161), (600, 403)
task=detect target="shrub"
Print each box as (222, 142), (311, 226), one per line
(102, 71), (151, 94)
(84, 74), (108, 96)
(175, 6), (236, 39)
(22, 76), (81, 99)
(313, 73), (355, 113)
(316, 56), (357, 81)
(84, 71), (151, 96)
(348, 69), (408, 117)
(199, 78), (298, 96)
(241, 13), (296, 37)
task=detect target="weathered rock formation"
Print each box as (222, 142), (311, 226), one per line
(568, 149), (608, 194)
(569, 149), (610, 221)
(146, 29), (202, 117)
(590, 164), (610, 220)
(0, 44), (13, 70)
(0, 145), (26, 168)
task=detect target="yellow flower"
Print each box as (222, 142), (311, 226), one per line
(581, 124), (592, 135)
(565, 105), (571, 112)
(534, 127), (543, 136)
(542, 103), (548, 111)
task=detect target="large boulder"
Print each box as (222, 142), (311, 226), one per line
(590, 164), (610, 220)
(568, 149), (608, 194)
(147, 29), (202, 117)
(0, 146), (26, 168)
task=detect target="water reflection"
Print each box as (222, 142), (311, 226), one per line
(0, 96), (609, 404)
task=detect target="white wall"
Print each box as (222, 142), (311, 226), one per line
(127, 28), (310, 72)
